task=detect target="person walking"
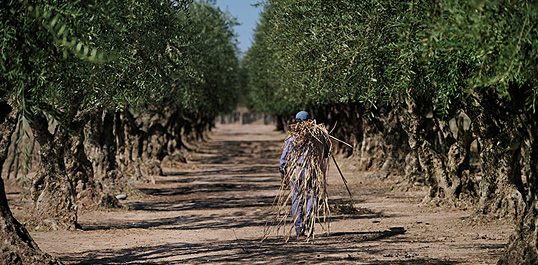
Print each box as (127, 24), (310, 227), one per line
(279, 111), (330, 237)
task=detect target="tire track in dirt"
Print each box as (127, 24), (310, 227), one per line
(29, 123), (514, 264)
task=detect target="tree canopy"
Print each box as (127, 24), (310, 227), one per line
(1, 0), (239, 122)
(244, 0), (538, 117)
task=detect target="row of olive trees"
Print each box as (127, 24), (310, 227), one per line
(244, 1), (538, 264)
(0, 0), (239, 263)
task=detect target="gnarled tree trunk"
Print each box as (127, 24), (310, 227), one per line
(115, 108), (191, 182)
(65, 120), (103, 211)
(84, 111), (128, 200)
(27, 111), (78, 230)
(399, 98), (478, 206)
(3, 117), (22, 179)
(316, 103), (361, 157)
(371, 106), (413, 179)
(315, 103), (414, 179)
(85, 108), (190, 192)
(276, 115), (285, 132)
(115, 110), (148, 181)
(498, 113), (538, 265)
(0, 100), (62, 264)
(160, 110), (188, 167)
(466, 89), (526, 219)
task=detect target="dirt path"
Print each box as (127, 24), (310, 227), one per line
(26, 123), (513, 264)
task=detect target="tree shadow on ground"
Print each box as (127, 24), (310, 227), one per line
(137, 183), (280, 198)
(79, 213), (271, 231)
(60, 230), (457, 265)
(192, 140), (283, 165)
(80, 203), (388, 231)
(163, 168), (279, 178)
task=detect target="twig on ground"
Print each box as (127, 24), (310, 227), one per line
(233, 229), (250, 253)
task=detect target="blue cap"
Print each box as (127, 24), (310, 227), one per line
(295, 111), (310, 121)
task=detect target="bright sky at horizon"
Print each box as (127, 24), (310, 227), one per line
(215, 0), (262, 56)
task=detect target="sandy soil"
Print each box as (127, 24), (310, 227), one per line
(8, 122), (514, 264)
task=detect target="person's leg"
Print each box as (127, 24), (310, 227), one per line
(291, 182), (303, 236)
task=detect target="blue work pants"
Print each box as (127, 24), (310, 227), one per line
(291, 172), (314, 236)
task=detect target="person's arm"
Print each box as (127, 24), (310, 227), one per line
(279, 136), (292, 178)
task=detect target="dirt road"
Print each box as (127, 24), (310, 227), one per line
(28, 123), (513, 264)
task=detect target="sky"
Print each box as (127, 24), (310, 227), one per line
(215, 0), (263, 56)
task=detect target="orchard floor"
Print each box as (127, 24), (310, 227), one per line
(10, 122), (514, 264)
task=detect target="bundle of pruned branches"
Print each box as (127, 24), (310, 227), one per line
(264, 120), (333, 241)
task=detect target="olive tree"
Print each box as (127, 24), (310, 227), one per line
(245, 1), (538, 263)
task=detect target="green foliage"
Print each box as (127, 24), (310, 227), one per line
(429, 1), (538, 110)
(2, 0), (129, 118)
(1, 0), (239, 126)
(171, 0), (240, 118)
(22, 0), (110, 63)
(245, 0), (538, 117)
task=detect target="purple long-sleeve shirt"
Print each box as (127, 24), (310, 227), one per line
(279, 135), (308, 177)
(279, 136), (293, 177)
(280, 134), (329, 177)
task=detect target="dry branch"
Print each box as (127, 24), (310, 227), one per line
(264, 120), (333, 241)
